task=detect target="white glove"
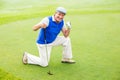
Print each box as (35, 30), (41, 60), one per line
(66, 21), (71, 29)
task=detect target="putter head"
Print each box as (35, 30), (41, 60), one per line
(47, 71), (53, 75)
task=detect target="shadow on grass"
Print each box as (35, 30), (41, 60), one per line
(0, 69), (21, 80)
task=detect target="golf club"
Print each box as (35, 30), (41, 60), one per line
(44, 29), (53, 75)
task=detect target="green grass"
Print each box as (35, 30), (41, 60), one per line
(0, 0), (120, 80)
(0, 69), (21, 80)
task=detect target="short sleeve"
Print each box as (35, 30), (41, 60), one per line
(39, 17), (49, 27)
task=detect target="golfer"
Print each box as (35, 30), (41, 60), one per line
(22, 7), (75, 67)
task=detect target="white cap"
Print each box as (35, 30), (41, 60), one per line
(56, 7), (66, 14)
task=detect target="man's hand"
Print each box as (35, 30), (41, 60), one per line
(66, 21), (71, 29)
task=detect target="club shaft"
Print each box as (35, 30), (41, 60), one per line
(44, 29), (53, 75)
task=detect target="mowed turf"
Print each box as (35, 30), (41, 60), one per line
(0, 0), (120, 80)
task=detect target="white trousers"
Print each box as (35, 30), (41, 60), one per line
(26, 36), (73, 67)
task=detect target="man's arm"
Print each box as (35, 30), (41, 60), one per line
(62, 21), (71, 37)
(32, 23), (47, 31)
(62, 28), (70, 37)
(32, 17), (49, 31)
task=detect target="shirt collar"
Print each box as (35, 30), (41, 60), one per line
(52, 16), (56, 22)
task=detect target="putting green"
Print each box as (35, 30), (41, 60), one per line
(0, 0), (120, 80)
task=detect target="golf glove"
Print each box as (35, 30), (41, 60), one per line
(66, 21), (71, 29)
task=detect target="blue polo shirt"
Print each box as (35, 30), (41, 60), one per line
(37, 16), (64, 44)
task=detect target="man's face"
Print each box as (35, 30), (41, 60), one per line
(54, 12), (65, 22)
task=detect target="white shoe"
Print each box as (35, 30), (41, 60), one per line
(22, 52), (27, 64)
(61, 58), (76, 64)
